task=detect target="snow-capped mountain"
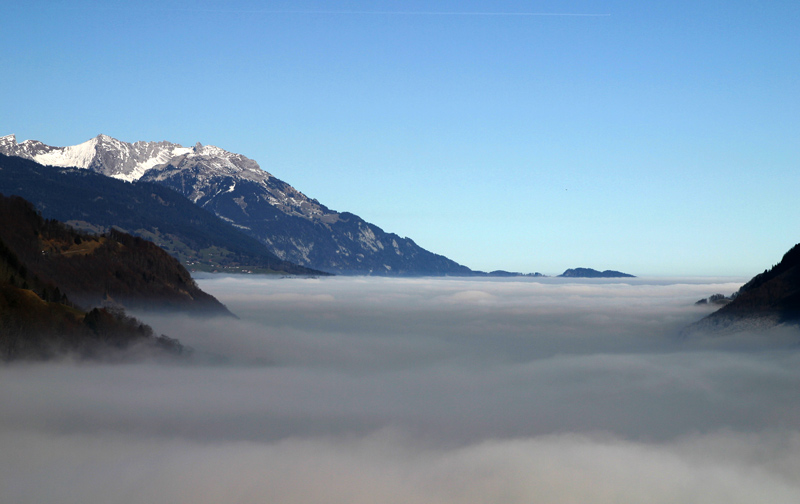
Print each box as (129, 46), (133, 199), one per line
(0, 134), (192, 182)
(1, 134), (472, 275)
(1, 133), (334, 220)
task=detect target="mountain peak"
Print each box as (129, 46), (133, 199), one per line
(0, 134), (196, 182)
(95, 133), (118, 144)
(1, 133), (475, 275)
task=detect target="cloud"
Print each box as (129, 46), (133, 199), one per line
(1, 275), (798, 502)
(2, 429), (800, 504)
(143, 276), (753, 367)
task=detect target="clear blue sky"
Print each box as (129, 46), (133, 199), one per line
(2, 0), (798, 276)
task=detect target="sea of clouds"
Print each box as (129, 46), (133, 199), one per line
(2, 275), (800, 503)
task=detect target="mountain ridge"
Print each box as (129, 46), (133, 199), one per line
(1, 134), (474, 275)
(0, 153), (324, 275)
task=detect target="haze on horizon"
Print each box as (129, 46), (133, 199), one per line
(2, 275), (800, 503)
(2, 0), (798, 276)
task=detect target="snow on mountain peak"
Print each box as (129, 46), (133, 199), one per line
(32, 136), (99, 169)
(1, 134), (185, 181)
(0, 135), (18, 155)
(0, 134), (276, 185)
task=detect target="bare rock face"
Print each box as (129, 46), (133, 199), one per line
(1, 134), (472, 276)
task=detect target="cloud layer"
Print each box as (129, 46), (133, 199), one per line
(2, 275), (799, 503)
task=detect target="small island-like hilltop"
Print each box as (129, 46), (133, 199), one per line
(558, 268), (635, 278)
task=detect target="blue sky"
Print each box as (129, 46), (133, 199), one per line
(2, 0), (798, 275)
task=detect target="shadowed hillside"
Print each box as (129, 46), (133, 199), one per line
(685, 243), (800, 334)
(0, 232), (184, 361)
(0, 194), (232, 316)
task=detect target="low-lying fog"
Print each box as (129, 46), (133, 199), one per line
(3, 276), (800, 503)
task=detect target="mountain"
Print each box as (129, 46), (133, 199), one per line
(685, 243), (800, 334)
(0, 276), (185, 361)
(0, 276), (186, 360)
(0, 197), (191, 360)
(0, 193), (232, 316)
(558, 268), (635, 278)
(1, 134), (473, 276)
(0, 153), (323, 275)
(0, 133), (193, 182)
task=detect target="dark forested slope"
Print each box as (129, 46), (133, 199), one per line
(685, 243), (800, 334)
(0, 231), (185, 360)
(0, 194), (232, 315)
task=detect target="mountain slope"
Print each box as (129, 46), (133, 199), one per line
(0, 276), (185, 361)
(684, 243), (800, 334)
(0, 153), (323, 275)
(0, 197), (190, 360)
(0, 194), (232, 316)
(1, 134), (474, 275)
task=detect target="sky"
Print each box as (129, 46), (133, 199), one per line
(2, 0), (798, 276)
(3, 275), (800, 502)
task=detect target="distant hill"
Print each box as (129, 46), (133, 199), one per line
(558, 268), (635, 278)
(685, 243), (800, 334)
(0, 153), (323, 275)
(0, 194), (232, 316)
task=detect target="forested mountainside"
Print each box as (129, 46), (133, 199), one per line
(0, 201), (189, 360)
(0, 279), (185, 361)
(685, 243), (800, 334)
(0, 153), (323, 275)
(0, 194), (232, 315)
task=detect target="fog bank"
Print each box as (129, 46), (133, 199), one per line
(2, 275), (799, 503)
